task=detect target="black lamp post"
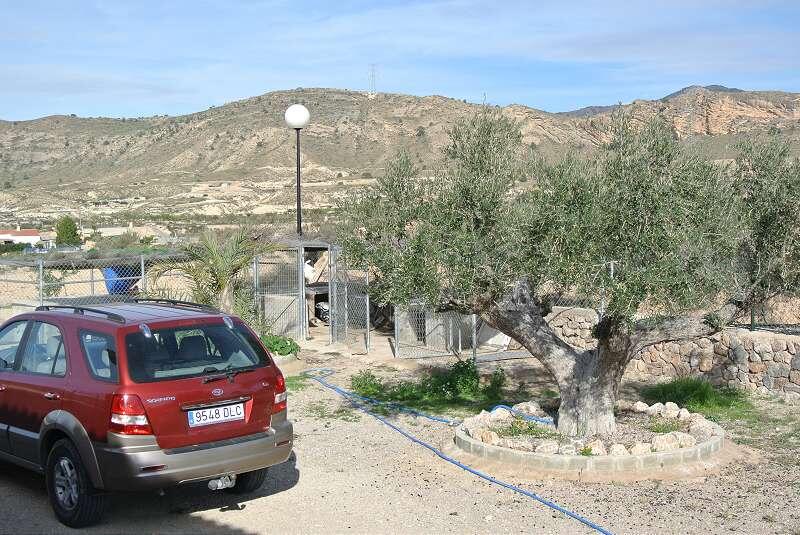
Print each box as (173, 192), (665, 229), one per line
(284, 104), (310, 236)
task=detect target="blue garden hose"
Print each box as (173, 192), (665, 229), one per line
(300, 368), (613, 535)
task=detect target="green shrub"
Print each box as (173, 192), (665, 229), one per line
(349, 360), (507, 414)
(579, 446), (593, 456)
(641, 377), (754, 422)
(261, 334), (300, 356)
(350, 370), (383, 398)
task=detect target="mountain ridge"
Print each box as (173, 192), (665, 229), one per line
(1, 85), (798, 226)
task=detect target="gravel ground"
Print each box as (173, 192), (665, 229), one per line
(1, 349), (798, 535)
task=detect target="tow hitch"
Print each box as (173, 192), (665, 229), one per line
(207, 474), (237, 490)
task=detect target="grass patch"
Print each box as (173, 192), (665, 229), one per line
(350, 359), (507, 416)
(648, 417), (682, 434)
(491, 418), (561, 439)
(305, 400), (360, 422)
(285, 375), (309, 392)
(641, 377), (756, 423)
(579, 446), (593, 456)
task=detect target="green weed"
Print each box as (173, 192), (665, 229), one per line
(648, 417), (682, 434)
(349, 359), (507, 416)
(285, 375), (309, 392)
(491, 418), (560, 439)
(305, 401), (360, 422)
(641, 377), (756, 423)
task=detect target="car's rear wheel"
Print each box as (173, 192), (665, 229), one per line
(230, 467), (268, 494)
(46, 439), (107, 527)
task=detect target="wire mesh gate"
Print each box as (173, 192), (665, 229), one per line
(253, 249), (304, 341)
(329, 247), (370, 354)
(393, 304), (475, 358)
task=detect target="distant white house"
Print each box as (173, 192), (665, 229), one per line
(0, 227), (41, 246)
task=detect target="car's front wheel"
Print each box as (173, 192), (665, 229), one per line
(45, 439), (107, 527)
(229, 467), (268, 494)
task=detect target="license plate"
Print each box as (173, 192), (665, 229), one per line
(187, 403), (245, 428)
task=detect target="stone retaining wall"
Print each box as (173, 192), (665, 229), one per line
(545, 307), (800, 400)
(633, 329), (800, 400)
(545, 306), (599, 350)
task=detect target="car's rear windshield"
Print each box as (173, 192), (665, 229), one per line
(124, 322), (270, 383)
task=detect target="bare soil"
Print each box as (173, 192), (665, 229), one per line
(0, 348), (798, 534)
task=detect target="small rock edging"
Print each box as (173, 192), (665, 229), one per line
(454, 402), (724, 475)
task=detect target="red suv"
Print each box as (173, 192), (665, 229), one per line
(0, 299), (292, 527)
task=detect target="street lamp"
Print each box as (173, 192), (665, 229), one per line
(285, 104), (310, 236)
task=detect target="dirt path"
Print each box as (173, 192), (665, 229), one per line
(1, 349), (798, 534)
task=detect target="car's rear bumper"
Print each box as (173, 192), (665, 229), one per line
(93, 412), (293, 491)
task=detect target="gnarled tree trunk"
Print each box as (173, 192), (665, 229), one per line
(481, 279), (744, 437)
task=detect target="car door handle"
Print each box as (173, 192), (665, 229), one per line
(43, 392), (60, 400)
(0, 384), (6, 392)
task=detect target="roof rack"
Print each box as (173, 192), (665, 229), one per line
(130, 298), (220, 313)
(35, 305), (126, 324)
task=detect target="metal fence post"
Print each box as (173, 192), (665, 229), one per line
(344, 275), (349, 343)
(394, 305), (401, 358)
(365, 268), (370, 354)
(471, 314), (477, 360)
(297, 246), (306, 340)
(140, 255), (147, 294)
(252, 256), (260, 315)
(90, 266), (95, 296)
(457, 315), (462, 356)
(38, 259), (44, 306)
(327, 245), (333, 345)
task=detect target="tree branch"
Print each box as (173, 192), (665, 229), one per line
(481, 279), (581, 383)
(629, 300), (745, 355)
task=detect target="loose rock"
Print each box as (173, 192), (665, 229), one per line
(609, 443), (629, 456)
(647, 403), (665, 417)
(633, 401), (649, 413)
(479, 430), (500, 445)
(558, 443), (578, 455)
(511, 401), (546, 418)
(584, 439), (607, 456)
(629, 442), (652, 455)
(534, 439), (559, 454)
(652, 433), (680, 452)
(663, 402), (680, 418)
(670, 432), (696, 448)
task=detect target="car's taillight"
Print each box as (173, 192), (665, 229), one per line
(273, 372), (287, 413)
(110, 394), (153, 435)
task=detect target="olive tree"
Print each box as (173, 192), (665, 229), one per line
(337, 111), (796, 436)
(732, 137), (800, 315)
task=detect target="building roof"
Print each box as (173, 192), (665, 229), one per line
(0, 229), (40, 237)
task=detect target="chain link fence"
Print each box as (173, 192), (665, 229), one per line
(253, 248), (304, 341)
(329, 247), (370, 354)
(0, 254), (190, 322)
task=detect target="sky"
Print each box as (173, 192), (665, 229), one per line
(1, 0), (798, 120)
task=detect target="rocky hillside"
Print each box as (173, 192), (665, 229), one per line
(1, 86), (798, 227)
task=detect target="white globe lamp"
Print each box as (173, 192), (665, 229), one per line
(285, 104), (310, 129)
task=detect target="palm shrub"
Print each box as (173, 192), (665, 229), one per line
(150, 226), (273, 315)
